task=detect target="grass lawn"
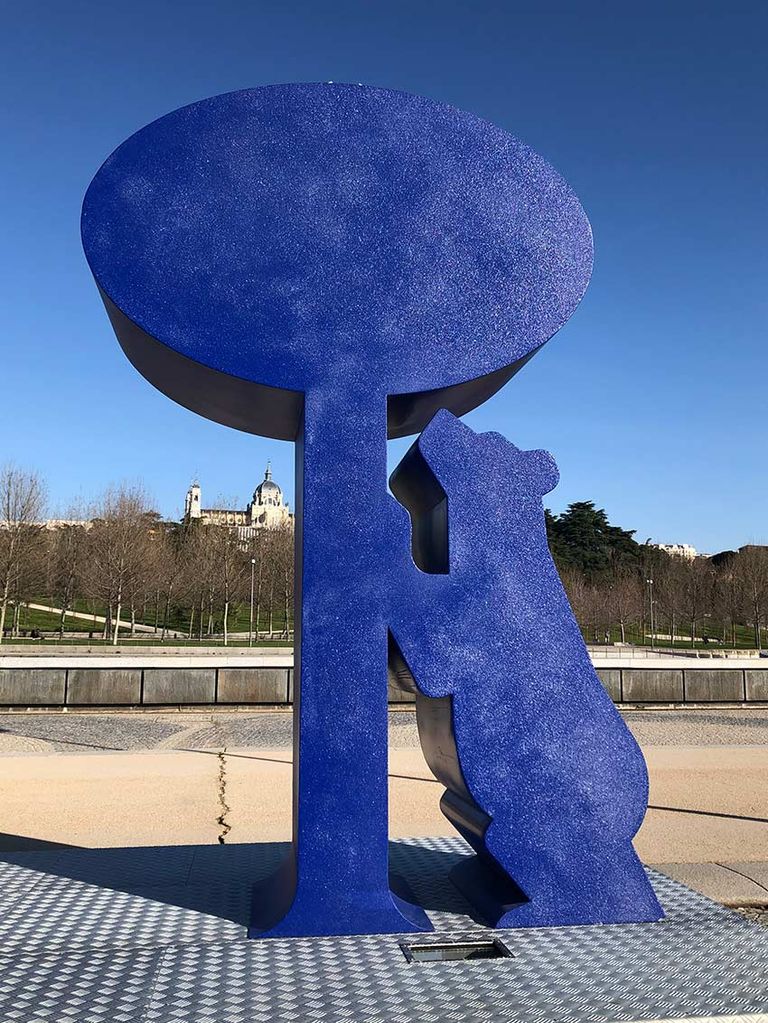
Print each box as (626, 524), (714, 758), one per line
(585, 621), (762, 651)
(5, 599), (761, 652)
(3, 597), (293, 644)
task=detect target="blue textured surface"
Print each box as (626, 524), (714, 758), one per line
(81, 83), (592, 437)
(389, 411), (663, 927)
(248, 390), (431, 937)
(81, 83), (613, 938)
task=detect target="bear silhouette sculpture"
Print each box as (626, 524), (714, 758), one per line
(388, 410), (664, 927)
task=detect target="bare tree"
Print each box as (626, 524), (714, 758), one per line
(169, 525), (199, 640)
(125, 522), (162, 638)
(48, 520), (88, 638)
(712, 554), (741, 648)
(653, 553), (684, 647)
(0, 465), (46, 644)
(737, 546), (768, 650)
(200, 525), (247, 645)
(247, 529), (267, 640)
(561, 569), (605, 642)
(605, 569), (642, 644)
(8, 524), (47, 637)
(177, 523), (211, 640)
(262, 529), (283, 639)
(83, 484), (156, 645)
(148, 525), (186, 641)
(271, 523), (294, 640)
(199, 528), (220, 638)
(677, 556), (713, 647)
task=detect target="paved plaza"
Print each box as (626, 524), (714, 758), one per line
(0, 707), (766, 753)
(1, 837), (766, 1023)
(1, 727), (765, 1019)
(0, 708), (765, 914)
(0, 707), (766, 1021)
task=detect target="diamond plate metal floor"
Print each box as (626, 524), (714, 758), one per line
(0, 837), (765, 1022)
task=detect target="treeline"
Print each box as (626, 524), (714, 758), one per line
(0, 466), (293, 645)
(2, 465), (767, 649)
(547, 502), (768, 649)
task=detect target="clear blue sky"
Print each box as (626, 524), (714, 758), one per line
(1, 1), (765, 552)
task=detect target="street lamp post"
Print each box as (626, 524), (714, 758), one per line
(646, 577), (655, 649)
(249, 557), (256, 647)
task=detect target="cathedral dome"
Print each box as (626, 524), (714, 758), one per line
(253, 463), (282, 506)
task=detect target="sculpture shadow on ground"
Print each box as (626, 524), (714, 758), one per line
(0, 838), (477, 928)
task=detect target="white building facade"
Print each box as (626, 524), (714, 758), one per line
(183, 463), (293, 538)
(652, 543), (698, 560)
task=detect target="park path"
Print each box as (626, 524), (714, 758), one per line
(24, 601), (184, 638)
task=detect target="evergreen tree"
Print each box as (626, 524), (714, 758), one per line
(546, 501), (641, 578)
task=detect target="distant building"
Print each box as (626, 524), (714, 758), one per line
(183, 463), (293, 539)
(711, 544), (767, 567)
(652, 543), (698, 560)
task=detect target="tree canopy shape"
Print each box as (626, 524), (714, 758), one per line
(545, 501), (641, 578)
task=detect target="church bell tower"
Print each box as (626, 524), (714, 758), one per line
(184, 481), (202, 520)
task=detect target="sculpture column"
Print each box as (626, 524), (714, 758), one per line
(251, 386), (429, 937)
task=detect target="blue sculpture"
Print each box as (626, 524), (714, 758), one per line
(389, 411), (663, 926)
(81, 83), (661, 937)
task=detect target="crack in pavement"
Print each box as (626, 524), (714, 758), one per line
(717, 861), (768, 896)
(216, 748), (232, 844)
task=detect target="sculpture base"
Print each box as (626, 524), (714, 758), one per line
(448, 853), (529, 926)
(0, 836), (764, 1022)
(247, 851), (432, 938)
(449, 851), (665, 928)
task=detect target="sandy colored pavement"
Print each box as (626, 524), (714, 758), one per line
(636, 746), (768, 862)
(0, 745), (765, 863)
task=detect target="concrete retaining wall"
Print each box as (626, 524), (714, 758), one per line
(0, 655), (765, 707)
(0, 668), (67, 706)
(745, 670), (768, 702)
(217, 668), (290, 704)
(619, 669), (684, 704)
(595, 664), (757, 703)
(142, 669), (216, 705)
(0, 655), (294, 708)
